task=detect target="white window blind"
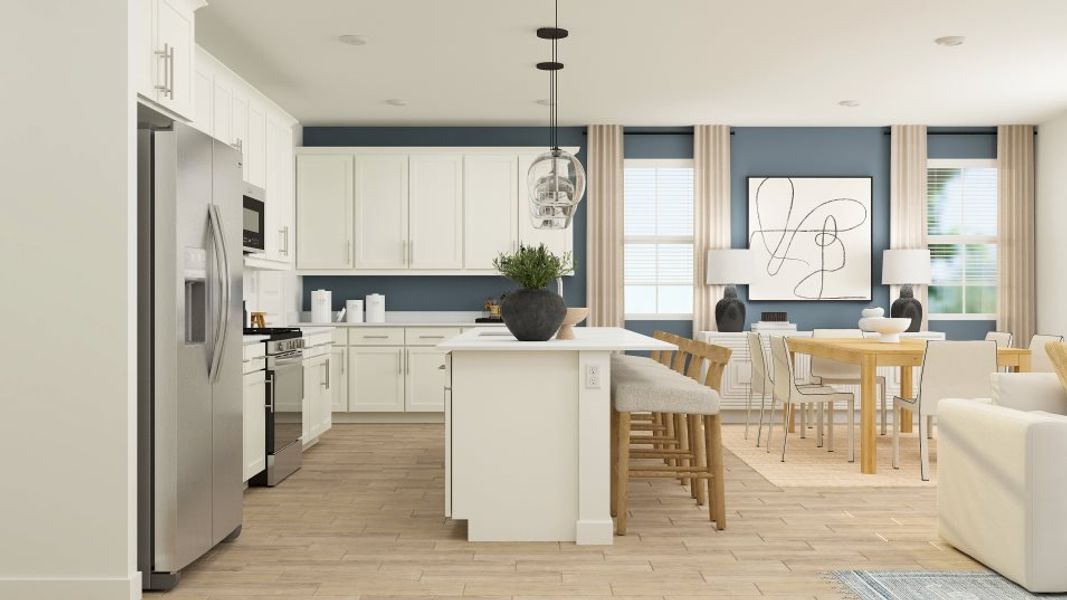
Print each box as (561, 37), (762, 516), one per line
(624, 160), (694, 318)
(926, 159), (998, 319)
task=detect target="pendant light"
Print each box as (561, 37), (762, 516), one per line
(527, 0), (586, 230)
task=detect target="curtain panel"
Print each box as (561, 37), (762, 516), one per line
(693, 125), (732, 333)
(997, 125), (1036, 344)
(586, 125), (625, 327)
(889, 125), (929, 331)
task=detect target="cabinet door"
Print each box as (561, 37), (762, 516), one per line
(405, 347), (448, 412)
(517, 152), (573, 256)
(242, 371), (266, 482)
(354, 155), (408, 269)
(320, 355), (333, 435)
(212, 79), (233, 147)
(247, 102), (267, 188)
(301, 359), (316, 445)
(192, 68), (213, 136)
(232, 94), (249, 181)
(464, 154), (518, 270)
(133, 0), (156, 99)
(296, 154), (353, 269)
(330, 345), (348, 412)
(155, 0), (196, 118)
(277, 121), (295, 264)
(348, 347), (405, 412)
(265, 116), (290, 261)
(409, 155), (463, 269)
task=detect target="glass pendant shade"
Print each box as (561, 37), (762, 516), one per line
(526, 149), (586, 229)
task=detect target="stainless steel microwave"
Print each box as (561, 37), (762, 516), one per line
(242, 184), (265, 253)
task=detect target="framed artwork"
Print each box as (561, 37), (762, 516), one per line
(747, 176), (873, 301)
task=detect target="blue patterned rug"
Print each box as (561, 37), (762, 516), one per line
(831, 571), (1067, 599)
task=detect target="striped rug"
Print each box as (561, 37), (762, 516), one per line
(830, 571), (1067, 599)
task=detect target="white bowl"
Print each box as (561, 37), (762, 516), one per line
(861, 307), (885, 319)
(865, 317), (912, 342)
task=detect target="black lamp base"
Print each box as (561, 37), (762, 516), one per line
(890, 284), (923, 333)
(715, 285), (746, 332)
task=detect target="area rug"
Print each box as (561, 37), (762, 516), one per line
(830, 571), (1067, 599)
(721, 423), (937, 487)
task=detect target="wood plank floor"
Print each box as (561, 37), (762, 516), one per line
(146, 424), (984, 600)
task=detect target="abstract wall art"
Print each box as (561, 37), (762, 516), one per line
(747, 176), (872, 301)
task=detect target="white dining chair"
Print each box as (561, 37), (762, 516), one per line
(892, 340), (997, 481)
(745, 332), (771, 444)
(767, 336), (855, 463)
(984, 330), (1014, 348)
(810, 329), (888, 435)
(1029, 334), (1065, 373)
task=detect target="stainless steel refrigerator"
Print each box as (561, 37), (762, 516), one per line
(137, 115), (244, 591)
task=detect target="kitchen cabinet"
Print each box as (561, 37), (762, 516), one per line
(135, 0), (202, 120)
(464, 154), (518, 270)
(518, 152), (573, 258)
(232, 94), (249, 179)
(408, 155), (463, 269)
(192, 68), (213, 135)
(330, 344), (348, 412)
(246, 102), (267, 189)
(302, 351), (333, 448)
(297, 155), (353, 269)
(242, 370), (266, 482)
(354, 155), (409, 269)
(405, 347), (449, 412)
(265, 116), (295, 264)
(348, 347), (406, 412)
(211, 78), (233, 148)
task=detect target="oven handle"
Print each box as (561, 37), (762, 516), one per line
(266, 372), (275, 413)
(271, 354), (305, 368)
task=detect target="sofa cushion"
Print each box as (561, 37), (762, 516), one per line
(1047, 341), (1067, 396)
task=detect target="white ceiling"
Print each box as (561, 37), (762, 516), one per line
(196, 0), (1067, 127)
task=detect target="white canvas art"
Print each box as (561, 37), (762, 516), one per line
(747, 177), (872, 301)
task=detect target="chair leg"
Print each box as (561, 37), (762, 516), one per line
(675, 413), (690, 487)
(615, 411), (631, 535)
(744, 385), (753, 440)
(927, 415), (934, 439)
(689, 415), (707, 506)
(919, 411), (930, 481)
(847, 398), (855, 463)
(780, 403), (791, 462)
(664, 412), (676, 467)
(827, 402), (835, 453)
(756, 389), (767, 447)
(704, 414), (726, 530)
(800, 403), (807, 439)
(879, 380), (888, 436)
(892, 405), (901, 470)
(610, 409), (619, 518)
(765, 394), (778, 453)
(816, 402), (825, 448)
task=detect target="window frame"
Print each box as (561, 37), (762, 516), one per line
(926, 158), (998, 321)
(623, 158), (696, 321)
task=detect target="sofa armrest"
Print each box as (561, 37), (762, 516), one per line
(992, 373), (1067, 414)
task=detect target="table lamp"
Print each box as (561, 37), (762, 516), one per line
(882, 249), (931, 332)
(706, 249), (753, 332)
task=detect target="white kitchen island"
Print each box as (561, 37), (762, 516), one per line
(438, 327), (675, 545)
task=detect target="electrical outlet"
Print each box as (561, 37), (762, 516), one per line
(585, 364), (602, 389)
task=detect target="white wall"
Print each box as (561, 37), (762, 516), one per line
(1036, 110), (1067, 337)
(0, 1), (139, 598)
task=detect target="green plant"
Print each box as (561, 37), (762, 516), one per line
(493, 244), (574, 289)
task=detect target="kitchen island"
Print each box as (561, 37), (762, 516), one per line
(438, 327), (674, 545)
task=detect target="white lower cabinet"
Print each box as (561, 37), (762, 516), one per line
(302, 346), (333, 448)
(330, 344), (348, 412)
(242, 370), (266, 482)
(348, 347), (406, 412)
(405, 347), (450, 412)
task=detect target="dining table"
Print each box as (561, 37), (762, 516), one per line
(785, 337), (1032, 474)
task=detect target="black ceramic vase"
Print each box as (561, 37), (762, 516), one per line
(891, 284), (923, 333)
(501, 288), (567, 341)
(715, 285), (746, 333)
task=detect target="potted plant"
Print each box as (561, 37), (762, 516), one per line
(493, 244), (574, 341)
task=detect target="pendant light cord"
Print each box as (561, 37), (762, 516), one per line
(550, 0), (559, 152)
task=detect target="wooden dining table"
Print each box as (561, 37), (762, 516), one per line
(785, 337), (1032, 474)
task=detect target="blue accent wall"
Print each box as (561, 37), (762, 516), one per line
(301, 126), (997, 340)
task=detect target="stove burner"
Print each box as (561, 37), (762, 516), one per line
(244, 327), (303, 341)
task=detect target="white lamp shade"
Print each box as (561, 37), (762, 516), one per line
(705, 249), (753, 285)
(882, 249), (931, 285)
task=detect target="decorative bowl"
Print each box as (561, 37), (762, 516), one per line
(555, 307), (589, 340)
(864, 317), (912, 343)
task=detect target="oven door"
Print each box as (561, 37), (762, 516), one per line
(266, 352), (303, 453)
(242, 194), (265, 253)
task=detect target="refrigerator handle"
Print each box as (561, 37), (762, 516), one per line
(207, 206), (227, 381)
(211, 204), (233, 383)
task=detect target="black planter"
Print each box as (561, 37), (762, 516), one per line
(715, 285), (746, 333)
(891, 284), (923, 333)
(501, 288), (567, 341)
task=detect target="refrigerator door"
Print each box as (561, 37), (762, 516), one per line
(209, 137), (244, 544)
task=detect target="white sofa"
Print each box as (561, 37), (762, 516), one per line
(938, 373), (1067, 593)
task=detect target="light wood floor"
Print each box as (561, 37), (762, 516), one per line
(147, 424), (983, 600)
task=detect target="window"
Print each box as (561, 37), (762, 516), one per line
(926, 159), (997, 319)
(623, 159), (694, 319)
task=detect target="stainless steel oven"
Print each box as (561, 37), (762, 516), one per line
(242, 184), (265, 253)
(249, 332), (304, 486)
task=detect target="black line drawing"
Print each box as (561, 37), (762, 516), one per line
(748, 177), (872, 301)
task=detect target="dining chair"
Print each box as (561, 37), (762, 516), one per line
(892, 340), (997, 481)
(745, 332), (772, 443)
(767, 336), (855, 463)
(984, 331), (1014, 348)
(810, 329), (889, 435)
(1029, 334), (1066, 373)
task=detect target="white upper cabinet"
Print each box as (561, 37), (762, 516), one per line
(518, 152), (573, 257)
(297, 155), (353, 269)
(409, 155), (463, 270)
(464, 154), (518, 270)
(231, 94), (249, 178)
(246, 102), (267, 189)
(211, 79), (233, 147)
(192, 68), (213, 135)
(266, 117), (295, 264)
(135, 0), (202, 120)
(354, 155), (409, 269)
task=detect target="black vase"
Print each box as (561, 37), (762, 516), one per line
(891, 284), (923, 333)
(715, 285), (746, 333)
(501, 288), (567, 341)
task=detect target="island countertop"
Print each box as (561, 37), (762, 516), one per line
(437, 326), (676, 352)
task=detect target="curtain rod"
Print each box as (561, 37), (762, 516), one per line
(881, 130), (1005, 136)
(582, 130), (734, 136)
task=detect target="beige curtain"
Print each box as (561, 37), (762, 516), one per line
(997, 125), (1036, 344)
(889, 125), (929, 331)
(586, 125), (625, 327)
(693, 125), (732, 333)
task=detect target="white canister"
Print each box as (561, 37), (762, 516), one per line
(311, 289), (333, 324)
(345, 299), (364, 323)
(365, 293), (386, 324)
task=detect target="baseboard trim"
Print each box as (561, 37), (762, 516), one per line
(0, 573), (141, 600)
(332, 412), (444, 424)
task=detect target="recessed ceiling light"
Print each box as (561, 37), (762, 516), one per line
(934, 36), (965, 47)
(337, 34), (367, 46)
(838, 99), (860, 108)
(384, 98), (408, 107)
(535, 99), (555, 106)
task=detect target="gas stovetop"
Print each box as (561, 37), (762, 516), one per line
(244, 327), (303, 341)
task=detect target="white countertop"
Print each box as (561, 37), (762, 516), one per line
(290, 310), (504, 328)
(437, 327), (675, 352)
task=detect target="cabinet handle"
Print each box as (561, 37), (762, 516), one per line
(397, 349), (403, 375)
(437, 364), (447, 370)
(340, 354), (345, 375)
(266, 372), (275, 413)
(167, 45), (175, 100)
(281, 226), (290, 256)
(420, 335), (445, 339)
(409, 239), (415, 264)
(154, 44), (170, 96)
(362, 335), (389, 339)
(323, 357), (330, 389)
(346, 240), (352, 264)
